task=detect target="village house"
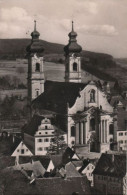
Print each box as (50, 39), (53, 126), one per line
(34, 118), (55, 155)
(79, 159), (97, 186)
(93, 153), (127, 195)
(11, 139), (34, 157)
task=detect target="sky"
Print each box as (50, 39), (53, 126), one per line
(0, 0), (127, 58)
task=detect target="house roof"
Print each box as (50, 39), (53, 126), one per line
(62, 147), (75, 164)
(23, 137), (35, 155)
(72, 160), (83, 168)
(93, 153), (126, 178)
(62, 147), (80, 165)
(50, 155), (63, 168)
(79, 159), (97, 173)
(23, 115), (45, 136)
(65, 162), (82, 178)
(1, 169), (91, 195)
(32, 156), (51, 170)
(32, 80), (87, 114)
(23, 114), (66, 137)
(32, 161), (46, 177)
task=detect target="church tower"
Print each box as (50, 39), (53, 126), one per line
(26, 21), (44, 105)
(64, 21), (82, 83)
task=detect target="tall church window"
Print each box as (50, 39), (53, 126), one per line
(90, 89), (95, 103)
(71, 126), (75, 137)
(109, 124), (114, 135)
(73, 62), (77, 71)
(90, 118), (95, 131)
(35, 63), (40, 72)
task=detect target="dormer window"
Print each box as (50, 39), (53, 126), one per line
(35, 63), (40, 72)
(90, 89), (95, 103)
(73, 62), (77, 71)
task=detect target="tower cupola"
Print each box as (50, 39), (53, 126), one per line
(26, 20), (44, 56)
(64, 21), (82, 83)
(64, 21), (82, 56)
(31, 20), (40, 40)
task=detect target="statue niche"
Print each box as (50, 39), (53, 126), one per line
(90, 89), (95, 103)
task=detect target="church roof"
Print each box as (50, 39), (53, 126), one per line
(32, 80), (87, 114)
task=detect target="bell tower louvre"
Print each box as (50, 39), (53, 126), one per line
(26, 20), (45, 105)
(64, 21), (82, 83)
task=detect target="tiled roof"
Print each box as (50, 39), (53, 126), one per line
(23, 115), (45, 136)
(11, 136), (22, 154)
(2, 169), (91, 195)
(32, 156), (51, 170)
(50, 155), (63, 168)
(93, 153), (126, 178)
(23, 136), (35, 155)
(32, 161), (46, 177)
(65, 162), (82, 178)
(23, 114), (67, 136)
(79, 159), (97, 173)
(32, 80), (87, 114)
(72, 160), (83, 168)
(62, 147), (75, 164)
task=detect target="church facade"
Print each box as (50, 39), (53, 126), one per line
(25, 21), (117, 153)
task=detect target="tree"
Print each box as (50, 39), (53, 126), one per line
(48, 128), (67, 155)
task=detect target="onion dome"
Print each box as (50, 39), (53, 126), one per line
(64, 21), (82, 55)
(26, 20), (44, 55)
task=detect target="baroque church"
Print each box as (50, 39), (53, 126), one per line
(24, 21), (117, 153)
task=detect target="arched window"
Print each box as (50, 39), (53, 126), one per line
(73, 62), (77, 71)
(109, 124), (114, 135)
(71, 126), (75, 137)
(35, 63), (40, 72)
(36, 89), (39, 97)
(90, 118), (95, 131)
(90, 89), (95, 103)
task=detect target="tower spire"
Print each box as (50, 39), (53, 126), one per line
(72, 21), (74, 31)
(34, 20), (36, 31)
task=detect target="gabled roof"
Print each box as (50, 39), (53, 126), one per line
(62, 147), (75, 164)
(79, 159), (97, 173)
(65, 162), (82, 178)
(32, 80), (87, 114)
(2, 168), (91, 195)
(32, 156), (51, 170)
(50, 155), (63, 168)
(72, 160), (83, 168)
(32, 161), (46, 177)
(93, 153), (126, 178)
(23, 115), (45, 136)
